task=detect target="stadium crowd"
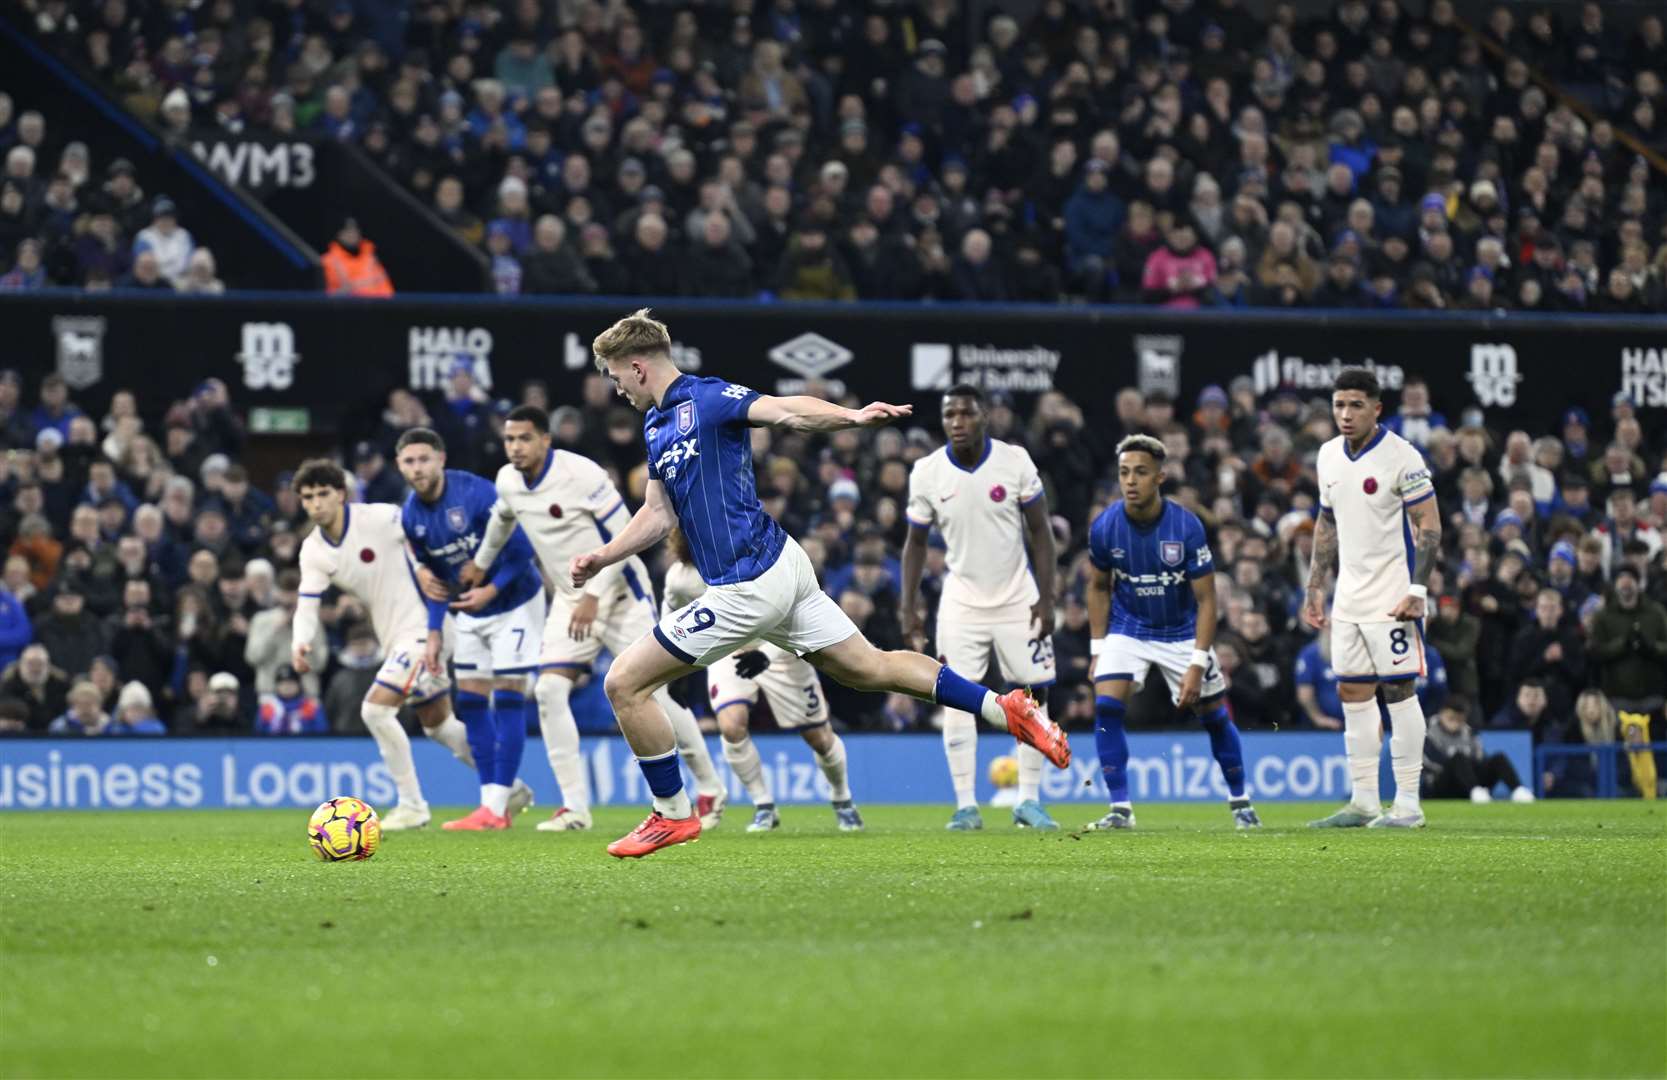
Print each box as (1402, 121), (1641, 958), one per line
(0, 363), (1662, 797)
(2, 0), (1664, 309)
(0, 94), (227, 293)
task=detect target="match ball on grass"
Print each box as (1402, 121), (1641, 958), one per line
(988, 755), (1019, 789)
(308, 797), (381, 862)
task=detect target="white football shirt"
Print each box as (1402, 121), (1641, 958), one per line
(479, 449), (652, 605)
(297, 502), (432, 647)
(906, 437), (1044, 615)
(1316, 426), (1435, 625)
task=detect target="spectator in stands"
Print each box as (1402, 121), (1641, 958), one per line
(33, 583), (105, 679)
(1507, 587), (1587, 715)
(351, 442), (403, 504)
(49, 679), (110, 735)
(1588, 565), (1667, 717)
(0, 238), (44, 290)
(0, 643), (69, 732)
(0, 576), (31, 670)
(108, 680), (166, 735)
(1293, 627), (1343, 731)
(209, 464), (275, 554)
(106, 578), (172, 690)
(1423, 696), (1536, 802)
(133, 197), (194, 288)
(1427, 592), (1481, 711)
(119, 250), (170, 291)
(321, 217), (393, 297)
(176, 670), (247, 735)
(245, 568), (323, 698)
(256, 663), (327, 735)
(324, 623), (381, 735)
(178, 248), (224, 295)
(520, 215), (595, 295)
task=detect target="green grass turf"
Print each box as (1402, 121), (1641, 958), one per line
(2, 802), (1664, 1079)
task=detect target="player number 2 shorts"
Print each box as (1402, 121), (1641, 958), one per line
(935, 600), (1056, 688)
(1331, 619), (1426, 682)
(1094, 635), (1227, 704)
(654, 537), (858, 668)
(707, 645), (830, 728)
(455, 592), (548, 675)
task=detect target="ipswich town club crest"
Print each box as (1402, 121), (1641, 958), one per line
(447, 507), (467, 531)
(676, 400), (696, 435)
(1160, 540), (1184, 566)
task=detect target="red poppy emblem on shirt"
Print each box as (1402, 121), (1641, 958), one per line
(989, 484), (1007, 502)
(359, 548), (376, 563)
(549, 503), (564, 518)
(1363, 477), (1379, 495)
(709, 684), (719, 699)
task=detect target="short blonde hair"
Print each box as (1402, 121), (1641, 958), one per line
(593, 308), (672, 371)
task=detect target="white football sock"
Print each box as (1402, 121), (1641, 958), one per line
(363, 701), (424, 809)
(722, 733), (772, 805)
(977, 691), (1007, 728)
(1016, 742), (1045, 803)
(815, 733), (852, 802)
(660, 686), (722, 797)
(536, 673), (590, 815)
(942, 710), (978, 809)
(1342, 698), (1383, 812)
(425, 715), (475, 769)
(482, 782), (510, 815)
(653, 789), (693, 818)
(1386, 695), (1427, 814)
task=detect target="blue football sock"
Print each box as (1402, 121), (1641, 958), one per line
(491, 689), (529, 787)
(637, 749), (684, 799)
(1200, 705), (1247, 798)
(455, 690), (495, 788)
(1095, 695), (1130, 804)
(934, 666), (990, 717)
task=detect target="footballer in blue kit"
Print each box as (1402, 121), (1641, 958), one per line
(396, 427), (545, 831)
(1084, 434), (1259, 830)
(569, 309), (1070, 858)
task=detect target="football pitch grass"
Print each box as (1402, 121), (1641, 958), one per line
(2, 802), (1663, 1079)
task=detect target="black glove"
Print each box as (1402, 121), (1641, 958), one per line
(733, 649), (770, 679)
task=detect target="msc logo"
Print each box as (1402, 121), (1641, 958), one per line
(655, 438), (700, 481)
(1468, 343), (1521, 407)
(769, 332), (852, 379)
(236, 322), (300, 391)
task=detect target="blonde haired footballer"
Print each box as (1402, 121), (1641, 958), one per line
(1304, 367), (1442, 829)
(463, 405), (727, 832)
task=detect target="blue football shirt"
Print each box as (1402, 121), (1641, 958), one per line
(402, 468), (542, 620)
(1087, 499), (1213, 642)
(644, 374), (786, 586)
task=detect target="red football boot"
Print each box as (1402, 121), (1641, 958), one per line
(998, 689), (1071, 769)
(606, 811), (702, 858)
(441, 805), (511, 831)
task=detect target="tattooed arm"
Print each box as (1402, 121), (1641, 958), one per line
(1302, 509), (1339, 630)
(1389, 495), (1442, 620)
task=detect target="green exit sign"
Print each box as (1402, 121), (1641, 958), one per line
(250, 408), (311, 434)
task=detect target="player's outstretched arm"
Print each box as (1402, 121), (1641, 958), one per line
(898, 522), (931, 651)
(1303, 510), (1338, 630)
(570, 478), (674, 588)
(468, 496), (519, 579)
(746, 395), (912, 432)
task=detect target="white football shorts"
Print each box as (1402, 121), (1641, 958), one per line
(707, 644), (831, 729)
(1093, 634), (1227, 704)
(454, 592), (547, 676)
(935, 599), (1055, 688)
(1331, 619), (1426, 684)
(654, 537), (857, 668)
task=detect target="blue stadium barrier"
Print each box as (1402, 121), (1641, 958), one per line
(0, 731), (1531, 811)
(1534, 741), (1667, 798)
